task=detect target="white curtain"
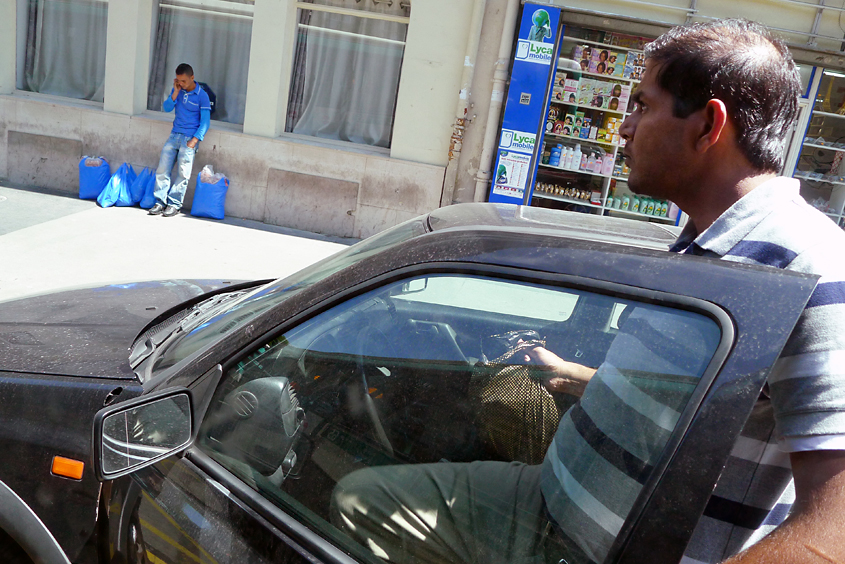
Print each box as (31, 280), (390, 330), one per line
(17, 0), (107, 102)
(286, 0), (409, 148)
(147, 0), (253, 125)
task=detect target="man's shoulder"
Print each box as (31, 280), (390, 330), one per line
(742, 190), (845, 275)
(781, 203), (845, 276)
(195, 85), (210, 104)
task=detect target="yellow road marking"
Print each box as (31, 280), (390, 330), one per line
(140, 491), (219, 564)
(140, 518), (202, 563)
(146, 550), (168, 564)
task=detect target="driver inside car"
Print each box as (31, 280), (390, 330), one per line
(330, 301), (718, 564)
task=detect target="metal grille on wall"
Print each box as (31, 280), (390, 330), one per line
(545, 0), (845, 70)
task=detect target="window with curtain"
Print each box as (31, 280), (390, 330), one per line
(147, 0), (254, 125)
(15, 0), (108, 102)
(286, 0), (410, 148)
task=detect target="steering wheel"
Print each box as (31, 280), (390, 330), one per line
(355, 326), (395, 456)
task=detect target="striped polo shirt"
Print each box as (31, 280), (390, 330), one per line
(540, 176), (845, 563)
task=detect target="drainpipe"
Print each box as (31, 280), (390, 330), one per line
(441, 0), (486, 207)
(473, 0), (521, 202)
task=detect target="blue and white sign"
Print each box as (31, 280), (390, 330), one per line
(488, 4), (561, 204)
(515, 40), (556, 65)
(500, 129), (537, 153)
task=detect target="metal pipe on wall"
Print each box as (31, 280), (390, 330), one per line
(440, 0), (486, 207)
(473, 0), (521, 202)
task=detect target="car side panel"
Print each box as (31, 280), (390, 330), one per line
(111, 457), (316, 564)
(0, 372), (143, 562)
(0, 478), (70, 564)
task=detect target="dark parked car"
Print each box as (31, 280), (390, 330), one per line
(0, 203), (815, 564)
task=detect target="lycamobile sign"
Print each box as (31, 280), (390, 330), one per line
(516, 40), (555, 65)
(500, 129), (536, 152)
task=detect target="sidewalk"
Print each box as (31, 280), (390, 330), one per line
(0, 185), (356, 302)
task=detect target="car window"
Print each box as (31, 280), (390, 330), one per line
(394, 276), (579, 321)
(196, 273), (723, 563)
(152, 216), (428, 373)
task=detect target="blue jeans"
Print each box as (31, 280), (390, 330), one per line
(154, 133), (197, 209)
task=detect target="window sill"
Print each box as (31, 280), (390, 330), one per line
(140, 109), (246, 133)
(6, 89), (105, 110)
(276, 131), (392, 158)
(1, 94), (401, 162)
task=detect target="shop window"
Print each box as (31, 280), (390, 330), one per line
(532, 24), (682, 226)
(285, 0), (410, 148)
(794, 68), (845, 228)
(147, 0), (254, 125)
(15, 0), (107, 102)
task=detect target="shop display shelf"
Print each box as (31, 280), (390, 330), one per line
(605, 207), (676, 223)
(559, 67), (639, 84)
(794, 172), (845, 187)
(550, 100), (627, 116)
(545, 132), (619, 148)
(538, 163), (612, 179)
(533, 191), (604, 209)
(612, 175), (629, 182)
(803, 141), (845, 153)
(560, 35), (645, 54)
(809, 109), (845, 121)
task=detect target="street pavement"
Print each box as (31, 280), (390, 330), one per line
(0, 185), (356, 302)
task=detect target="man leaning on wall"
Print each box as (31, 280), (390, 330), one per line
(149, 63), (211, 218)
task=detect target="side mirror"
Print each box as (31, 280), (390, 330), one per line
(93, 388), (193, 480)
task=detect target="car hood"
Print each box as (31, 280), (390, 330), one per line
(0, 280), (239, 378)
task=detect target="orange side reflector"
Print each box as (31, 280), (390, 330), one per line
(52, 456), (84, 480)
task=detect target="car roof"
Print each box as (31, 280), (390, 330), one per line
(427, 203), (682, 251)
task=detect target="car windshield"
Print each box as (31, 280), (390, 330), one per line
(150, 216), (428, 376)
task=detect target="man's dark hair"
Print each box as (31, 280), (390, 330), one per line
(645, 19), (801, 172)
(175, 63), (194, 77)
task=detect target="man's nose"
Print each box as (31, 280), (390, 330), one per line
(619, 115), (634, 141)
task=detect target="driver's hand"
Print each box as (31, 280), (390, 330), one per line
(522, 345), (596, 397)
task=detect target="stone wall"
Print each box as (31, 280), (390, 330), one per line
(0, 94), (446, 239)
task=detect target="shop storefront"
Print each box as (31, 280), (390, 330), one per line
(793, 69), (845, 228)
(489, 2), (838, 229)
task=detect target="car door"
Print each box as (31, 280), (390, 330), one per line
(108, 231), (816, 564)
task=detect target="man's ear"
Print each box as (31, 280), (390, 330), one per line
(696, 99), (729, 153)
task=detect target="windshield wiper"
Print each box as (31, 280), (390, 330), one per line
(129, 291), (247, 368)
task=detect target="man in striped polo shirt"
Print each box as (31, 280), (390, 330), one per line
(332, 18), (845, 564)
(540, 18), (845, 563)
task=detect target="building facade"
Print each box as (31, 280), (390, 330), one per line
(1, 0), (487, 239)
(2, 0), (845, 238)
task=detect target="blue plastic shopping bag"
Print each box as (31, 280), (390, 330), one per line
(97, 163), (137, 208)
(114, 164), (139, 207)
(128, 167), (152, 206)
(139, 171), (157, 209)
(78, 156), (111, 200)
(190, 167), (229, 220)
